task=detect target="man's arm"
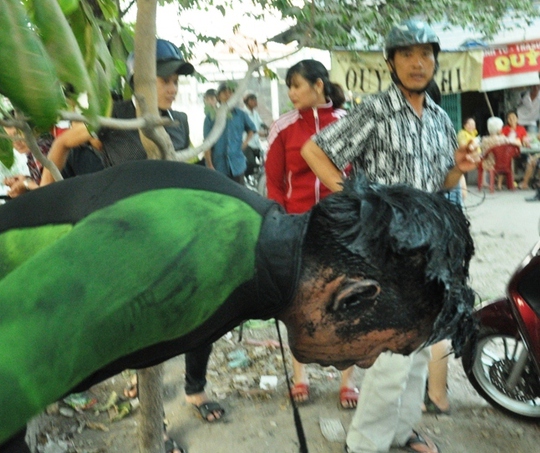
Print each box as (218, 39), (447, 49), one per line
(202, 116), (215, 170)
(40, 123), (93, 186)
(204, 149), (214, 169)
(301, 140), (345, 192)
(242, 131), (254, 150)
(242, 113), (256, 150)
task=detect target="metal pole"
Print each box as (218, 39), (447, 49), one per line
(483, 91), (495, 117)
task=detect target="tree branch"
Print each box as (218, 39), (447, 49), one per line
(59, 111), (176, 130)
(175, 58), (271, 162)
(120, 0), (137, 19)
(0, 117), (63, 182)
(135, 94), (177, 161)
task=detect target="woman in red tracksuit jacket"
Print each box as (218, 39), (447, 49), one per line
(265, 59), (358, 408)
(266, 60), (348, 213)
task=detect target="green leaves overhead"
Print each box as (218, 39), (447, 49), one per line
(0, 127), (14, 170)
(0, 0), (127, 132)
(33, 0), (92, 95)
(58, 0), (80, 16)
(95, 0), (118, 21)
(174, 0), (539, 51)
(0, 0), (66, 130)
(268, 0), (540, 49)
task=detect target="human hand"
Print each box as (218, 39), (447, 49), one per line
(454, 141), (481, 174)
(4, 175), (36, 198)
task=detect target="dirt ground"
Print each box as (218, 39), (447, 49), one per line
(33, 186), (540, 453)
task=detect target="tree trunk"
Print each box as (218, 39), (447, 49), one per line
(25, 414), (48, 453)
(133, 0), (175, 160)
(133, 2), (169, 453)
(138, 365), (165, 453)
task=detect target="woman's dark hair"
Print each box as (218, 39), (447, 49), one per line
(285, 59), (345, 108)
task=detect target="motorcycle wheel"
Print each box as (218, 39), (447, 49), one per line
(462, 328), (540, 419)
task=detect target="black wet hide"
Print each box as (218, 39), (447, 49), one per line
(303, 176), (476, 356)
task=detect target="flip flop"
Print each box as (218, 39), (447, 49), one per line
(192, 401), (225, 422)
(319, 417), (346, 443)
(339, 386), (359, 409)
(289, 382), (310, 403)
(403, 430), (440, 453)
(165, 437), (186, 453)
(123, 383), (138, 399)
(424, 393), (451, 416)
(123, 372), (138, 399)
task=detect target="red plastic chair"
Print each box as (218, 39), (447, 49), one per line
(478, 144), (521, 193)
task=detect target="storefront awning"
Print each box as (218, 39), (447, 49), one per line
(330, 50), (484, 95)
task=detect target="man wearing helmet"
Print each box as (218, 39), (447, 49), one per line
(301, 19), (479, 453)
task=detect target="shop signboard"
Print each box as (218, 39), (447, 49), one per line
(481, 40), (540, 91)
(331, 42), (540, 95)
(330, 50), (483, 95)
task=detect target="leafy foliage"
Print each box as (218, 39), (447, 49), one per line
(164, 0), (540, 50)
(0, 0), (132, 131)
(0, 0), (66, 130)
(0, 127), (14, 170)
(0, 0), (538, 141)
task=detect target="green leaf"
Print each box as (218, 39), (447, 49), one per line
(86, 10), (116, 85)
(93, 60), (113, 118)
(58, 0), (79, 16)
(33, 0), (92, 94)
(67, 6), (91, 64)
(119, 26), (135, 54)
(0, 127), (14, 169)
(0, 0), (65, 130)
(96, 0), (118, 22)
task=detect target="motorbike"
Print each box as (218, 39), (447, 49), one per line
(462, 231), (540, 419)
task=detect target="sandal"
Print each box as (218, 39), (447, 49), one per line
(165, 437), (186, 453)
(339, 386), (359, 409)
(424, 392), (451, 415)
(123, 383), (138, 399)
(319, 417), (346, 442)
(192, 401), (225, 422)
(403, 430), (440, 453)
(123, 373), (138, 399)
(290, 382), (310, 403)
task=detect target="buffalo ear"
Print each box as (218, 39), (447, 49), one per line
(331, 278), (381, 312)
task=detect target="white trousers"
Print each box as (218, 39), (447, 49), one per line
(345, 348), (430, 452)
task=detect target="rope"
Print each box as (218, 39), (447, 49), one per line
(275, 318), (309, 453)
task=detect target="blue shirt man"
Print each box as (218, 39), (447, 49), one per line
(204, 82), (256, 184)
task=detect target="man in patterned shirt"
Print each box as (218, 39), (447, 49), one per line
(301, 19), (478, 453)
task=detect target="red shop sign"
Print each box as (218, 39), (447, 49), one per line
(483, 40), (540, 79)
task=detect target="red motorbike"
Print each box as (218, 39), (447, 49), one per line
(462, 235), (540, 419)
